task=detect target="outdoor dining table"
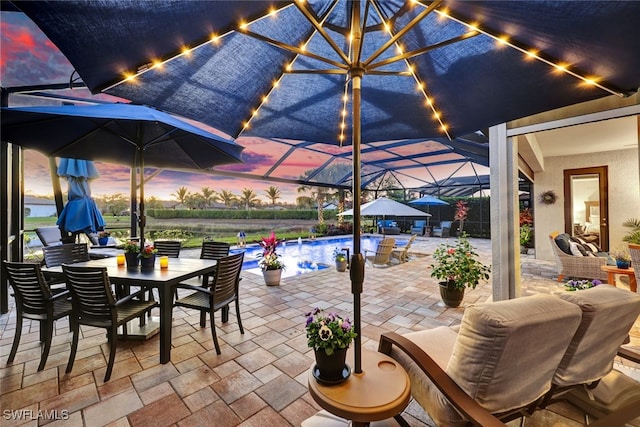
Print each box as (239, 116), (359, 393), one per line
(42, 257), (217, 364)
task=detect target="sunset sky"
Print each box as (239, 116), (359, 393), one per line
(1, 11), (310, 203)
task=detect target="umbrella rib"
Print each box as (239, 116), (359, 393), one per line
(49, 118), (120, 158)
(295, 0), (350, 65)
(239, 28), (348, 70)
(368, 31), (480, 70)
(286, 69), (348, 75)
(364, 0), (442, 68)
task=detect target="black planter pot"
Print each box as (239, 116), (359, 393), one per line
(439, 281), (465, 308)
(125, 252), (139, 268)
(313, 347), (350, 385)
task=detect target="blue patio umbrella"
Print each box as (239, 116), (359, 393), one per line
(1, 103), (244, 248)
(56, 158), (106, 239)
(409, 195), (448, 226)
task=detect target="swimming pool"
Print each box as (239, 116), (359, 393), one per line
(233, 235), (409, 278)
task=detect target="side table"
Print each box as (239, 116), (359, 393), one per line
(308, 349), (411, 426)
(600, 265), (637, 293)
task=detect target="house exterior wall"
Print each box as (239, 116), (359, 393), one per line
(25, 204), (57, 217)
(534, 147), (640, 262)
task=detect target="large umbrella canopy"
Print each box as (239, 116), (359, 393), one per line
(56, 158), (106, 238)
(409, 194), (448, 225)
(11, 0), (640, 374)
(1, 103), (244, 246)
(342, 197), (431, 217)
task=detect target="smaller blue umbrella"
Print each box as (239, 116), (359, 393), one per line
(409, 195), (449, 226)
(56, 158), (106, 239)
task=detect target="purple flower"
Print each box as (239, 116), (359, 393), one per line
(592, 279), (602, 286)
(306, 316), (313, 327)
(341, 319), (352, 331)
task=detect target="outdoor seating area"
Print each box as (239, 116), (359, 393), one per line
(2, 236), (639, 426)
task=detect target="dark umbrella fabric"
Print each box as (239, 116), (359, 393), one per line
(56, 158), (106, 238)
(409, 194), (448, 226)
(12, 0), (640, 374)
(1, 103), (244, 246)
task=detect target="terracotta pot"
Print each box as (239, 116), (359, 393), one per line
(125, 252), (139, 268)
(439, 281), (465, 308)
(314, 347), (349, 384)
(140, 254), (156, 269)
(262, 268), (282, 286)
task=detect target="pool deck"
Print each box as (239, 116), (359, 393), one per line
(1, 234), (638, 426)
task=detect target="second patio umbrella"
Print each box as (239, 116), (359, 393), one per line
(341, 197), (430, 235)
(56, 158), (106, 241)
(409, 195), (448, 227)
(1, 103), (244, 247)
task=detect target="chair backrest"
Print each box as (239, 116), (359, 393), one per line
(35, 226), (63, 247)
(373, 238), (396, 263)
(414, 220), (426, 228)
(3, 261), (53, 315)
(440, 221), (452, 229)
(446, 294), (583, 416)
(630, 243), (640, 283)
(62, 265), (116, 323)
(211, 252), (244, 310)
(42, 243), (89, 268)
(154, 240), (182, 258)
(553, 285), (640, 387)
(200, 241), (231, 260)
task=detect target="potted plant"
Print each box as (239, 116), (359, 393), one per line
(122, 240), (141, 268)
(138, 244), (158, 269)
(97, 230), (110, 246)
(520, 224), (532, 254)
(564, 278), (602, 291)
(430, 232), (491, 307)
(333, 248), (348, 272)
(305, 307), (357, 385)
(613, 249), (631, 269)
(259, 232), (286, 285)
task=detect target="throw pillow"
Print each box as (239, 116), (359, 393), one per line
(569, 242), (587, 257)
(555, 233), (572, 255)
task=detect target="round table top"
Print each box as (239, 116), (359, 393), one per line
(307, 348), (411, 423)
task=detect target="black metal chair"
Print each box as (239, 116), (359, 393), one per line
(62, 264), (157, 382)
(42, 243), (90, 267)
(154, 240), (182, 258)
(174, 252), (244, 355)
(3, 261), (72, 371)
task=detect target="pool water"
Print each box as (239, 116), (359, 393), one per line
(233, 235), (408, 278)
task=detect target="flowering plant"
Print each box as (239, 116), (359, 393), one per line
(258, 232), (285, 270)
(122, 240), (140, 254)
(430, 233), (491, 291)
(613, 249), (631, 262)
(305, 308), (357, 356)
(454, 200), (469, 233)
(98, 230), (111, 238)
(138, 244), (157, 259)
(333, 248), (347, 262)
(565, 278), (602, 291)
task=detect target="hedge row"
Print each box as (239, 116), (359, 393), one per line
(148, 208), (337, 221)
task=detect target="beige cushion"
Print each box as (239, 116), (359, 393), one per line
(554, 285), (640, 386)
(390, 294), (583, 426)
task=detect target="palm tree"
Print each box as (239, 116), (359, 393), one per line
(172, 186), (189, 206)
(218, 189), (237, 208)
(265, 186), (281, 205)
(201, 186), (218, 208)
(240, 188), (260, 210)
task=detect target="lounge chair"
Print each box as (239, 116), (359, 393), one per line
(379, 294), (584, 425)
(432, 221), (452, 238)
(35, 226), (64, 247)
(410, 220), (426, 236)
(364, 238), (395, 267)
(549, 233), (608, 282)
(391, 234), (416, 263)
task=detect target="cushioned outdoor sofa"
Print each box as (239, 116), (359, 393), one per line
(549, 232), (611, 282)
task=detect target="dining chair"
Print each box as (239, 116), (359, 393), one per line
(3, 260), (72, 371)
(154, 240), (182, 258)
(42, 242), (90, 289)
(174, 252), (244, 355)
(62, 264), (157, 382)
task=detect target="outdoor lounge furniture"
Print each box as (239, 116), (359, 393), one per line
(35, 226), (63, 247)
(364, 237), (396, 267)
(391, 234), (416, 264)
(174, 252), (244, 355)
(378, 286), (640, 426)
(410, 220), (426, 236)
(62, 264), (157, 382)
(3, 261), (72, 372)
(630, 243), (640, 284)
(432, 221), (452, 238)
(379, 293), (584, 425)
(377, 220), (400, 235)
(549, 233), (609, 282)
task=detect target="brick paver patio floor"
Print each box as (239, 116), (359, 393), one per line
(2, 235), (638, 426)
